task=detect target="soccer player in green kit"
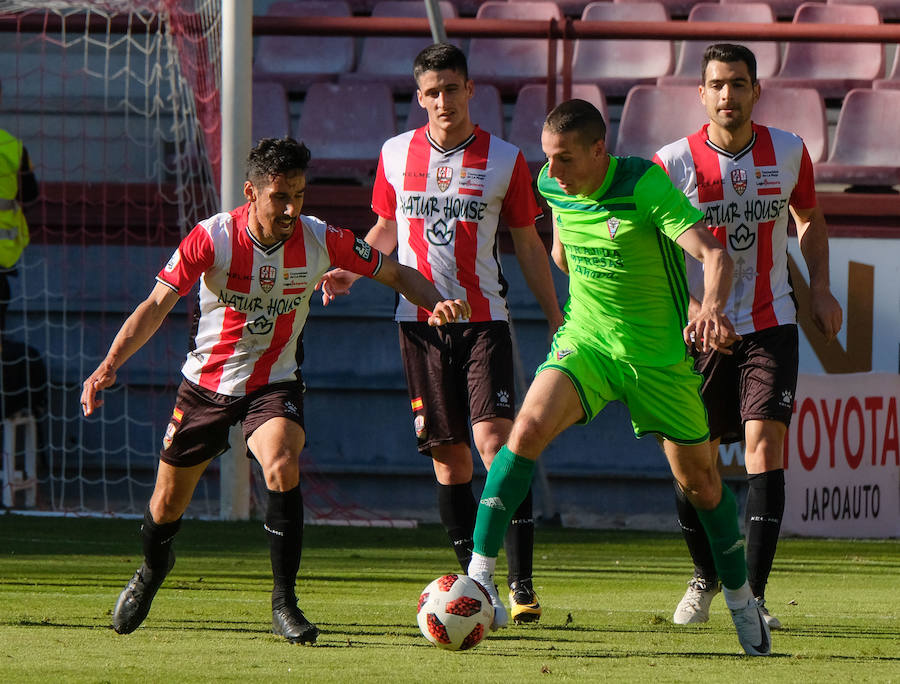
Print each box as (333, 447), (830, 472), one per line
(466, 99), (772, 656)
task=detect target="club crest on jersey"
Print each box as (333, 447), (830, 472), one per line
(259, 265), (277, 293)
(607, 217), (620, 239)
(731, 169), (748, 196)
(436, 166), (453, 192)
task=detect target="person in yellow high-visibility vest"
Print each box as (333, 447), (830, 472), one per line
(0, 78), (39, 335)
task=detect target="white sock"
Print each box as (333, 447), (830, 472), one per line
(467, 552), (496, 581)
(722, 581), (754, 610)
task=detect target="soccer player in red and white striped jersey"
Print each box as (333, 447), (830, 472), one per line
(81, 137), (469, 643)
(653, 44), (843, 630)
(318, 44), (564, 624)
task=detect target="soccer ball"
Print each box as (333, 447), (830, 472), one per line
(416, 574), (494, 651)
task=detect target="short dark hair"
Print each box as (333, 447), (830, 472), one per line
(543, 99), (607, 146)
(701, 43), (758, 85)
(246, 137), (311, 186)
(413, 43), (468, 84)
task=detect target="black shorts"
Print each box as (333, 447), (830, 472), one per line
(692, 324), (799, 444)
(160, 378), (305, 467)
(399, 321), (516, 453)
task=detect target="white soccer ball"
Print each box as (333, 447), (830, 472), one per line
(416, 574), (494, 651)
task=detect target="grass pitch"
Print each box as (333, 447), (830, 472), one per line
(1, 514), (897, 682)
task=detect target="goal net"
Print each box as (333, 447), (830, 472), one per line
(1, 0), (221, 516)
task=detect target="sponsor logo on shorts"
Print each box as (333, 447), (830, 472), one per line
(780, 389), (794, 408)
(731, 168), (748, 195)
(480, 496), (506, 511)
(162, 421), (178, 451)
(607, 217), (620, 239)
(164, 249), (181, 273)
(556, 348), (573, 360)
(284, 401), (299, 416)
(411, 397), (423, 411)
(496, 389), (510, 408)
(414, 414), (426, 438)
(436, 166), (453, 192)
(259, 265), (276, 293)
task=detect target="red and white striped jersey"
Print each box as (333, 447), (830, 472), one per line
(653, 123), (817, 334)
(372, 125), (541, 322)
(157, 204), (382, 396)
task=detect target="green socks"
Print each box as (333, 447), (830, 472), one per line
(472, 445), (537, 558)
(695, 482), (748, 590)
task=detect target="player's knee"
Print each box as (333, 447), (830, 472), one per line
(677, 468), (721, 510)
(261, 451), (301, 491)
(507, 413), (551, 458)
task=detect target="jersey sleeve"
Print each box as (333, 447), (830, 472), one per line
(640, 164), (704, 242)
(370, 151), (397, 220)
(156, 223), (215, 296)
(789, 144), (817, 211)
(325, 224), (383, 278)
(500, 151), (542, 229)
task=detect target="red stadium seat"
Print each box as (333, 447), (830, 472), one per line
(252, 81), (292, 144)
(404, 83), (505, 135)
(614, 85), (709, 159)
(294, 82), (396, 183)
(573, 2), (675, 97)
(814, 89), (900, 188)
(508, 0), (595, 16)
(658, 3), (779, 86)
(873, 50), (900, 90)
(614, 0), (703, 19)
(253, 1), (355, 92)
(826, 0), (900, 21)
(752, 87), (828, 163)
(343, 1), (460, 92)
(719, 0), (822, 20)
(468, 2), (564, 94)
(508, 84), (609, 169)
(763, 3), (883, 98)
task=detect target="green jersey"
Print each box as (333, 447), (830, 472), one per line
(538, 155), (704, 367)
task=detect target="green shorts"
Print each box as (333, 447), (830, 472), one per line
(536, 329), (710, 445)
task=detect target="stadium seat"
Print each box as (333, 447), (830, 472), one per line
(658, 3), (779, 86)
(573, 2), (675, 97)
(615, 85), (709, 159)
(468, 2), (563, 94)
(873, 50), (900, 90)
(252, 81), (292, 143)
(613, 0), (702, 19)
(253, 1), (355, 93)
(294, 82), (395, 183)
(404, 83), (505, 135)
(814, 89), (900, 188)
(508, 0), (595, 16)
(827, 0), (900, 21)
(752, 87), (828, 163)
(344, 1), (460, 92)
(508, 84), (609, 170)
(719, 0), (821, 21)
(763, 3), (883, 98)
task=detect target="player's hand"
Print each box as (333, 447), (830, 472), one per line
(81, 363), (117, 416)
(314, 268), (357, 306)
(809, 288), (843, 342)
(683, 308), (741, 355)
(427, 299), (471, 326)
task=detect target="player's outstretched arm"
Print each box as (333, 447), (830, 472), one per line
(371, 255), (470, 326)
(316, 216), (400, 306)
(81, 282), (180, 416)
(677, 222), (740, 354)
(791, 205), (843, 342)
